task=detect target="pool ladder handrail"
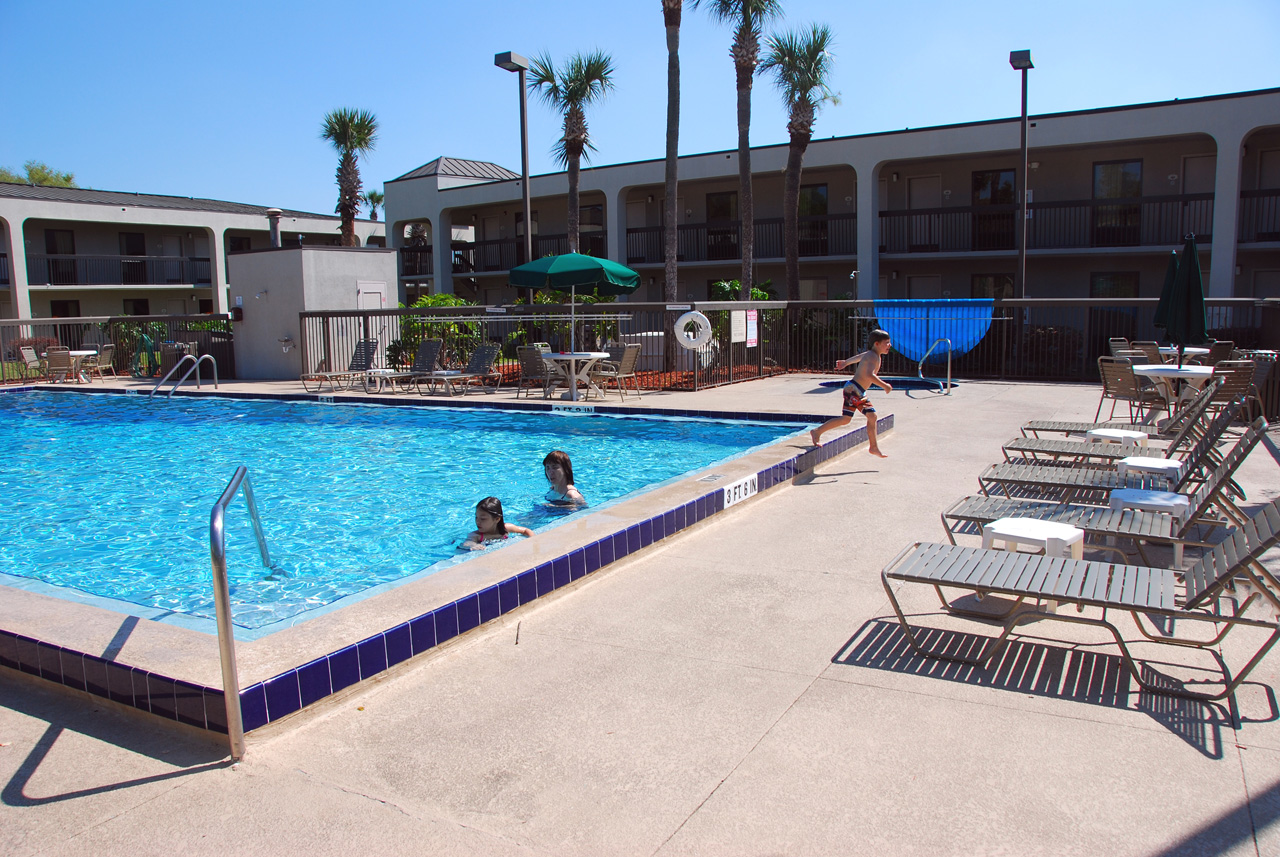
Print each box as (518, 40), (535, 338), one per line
(150, 353), (218, 398)
(209, 465), (273, 761)
(916, 338), (953, 395)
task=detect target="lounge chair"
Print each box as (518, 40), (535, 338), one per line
(978, 398), (1242, 503)
(590, 343), (642, 401)
(301, 339), (379, 393)
(944, 418), (1267, 567)
(362, 339), (443, 394)
(1021, 377), (1222, 438)
(515, 345), (557, 399)
(1243, 354), (1275, 422)
(880, 496), (1280, 701)
(418, 342), (502, 397)
(1207, 360), (1256, 421)
(17, 346), (44, 381)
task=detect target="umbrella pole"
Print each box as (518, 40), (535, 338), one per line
(570, 285), (576, 353)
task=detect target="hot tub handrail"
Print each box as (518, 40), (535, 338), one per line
(209, 464), (272, 761)
(150, 353), (219, 398)
(917, 338), (953, 395)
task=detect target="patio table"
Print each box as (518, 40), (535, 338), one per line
(543, 352), (609, 402)
(1157, 346), (1210, 362)
(1131, 363), (1214, 413)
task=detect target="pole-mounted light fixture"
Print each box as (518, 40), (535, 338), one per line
(1009, 50), (1033, 299)
(496, 51), (534, 306)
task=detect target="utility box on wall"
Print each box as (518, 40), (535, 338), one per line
(227, 246), (398, 380)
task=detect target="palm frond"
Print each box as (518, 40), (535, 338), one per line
(320, 107), (378, 155)
(527, 53), (564, 109)
(761, 24), (838, 113)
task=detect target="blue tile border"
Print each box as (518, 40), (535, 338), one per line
(0, 404), (888, 735)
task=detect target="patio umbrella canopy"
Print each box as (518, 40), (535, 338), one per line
(1154, 235), (1210, 367)
(508, 253), (641, 351)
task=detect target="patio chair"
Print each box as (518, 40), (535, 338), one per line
(1242, 354), (1275, 422)
(515, 345), (557, 399)
(17, 346), (44, 381)
(362, 339), (443, 394)
(1207, 360), (1256, 420)
(1201, 339), (1235, 365)
(81, 344), (116, 380)
(945, 418), (1267, 567)
(880, 495), (1280, 701)
(1107, 337), (1130, 357)
(1021, 377), (1222, 439)
(1130, 340), (1164, 364)
(44, 346), (74, 383)
(418, 342), (502, 397)
(1094, 357), (1163, 422)
(300, 339), (379, 393)
(978, 398), (1243, 503)
(590, 343), (642, 401)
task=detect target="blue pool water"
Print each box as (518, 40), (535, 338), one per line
(0, 392), (804, 628)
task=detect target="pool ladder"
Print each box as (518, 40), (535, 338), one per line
(209, 465), (273, 761)
(916, 338), (953, 395)
(150, 354), (218, 398)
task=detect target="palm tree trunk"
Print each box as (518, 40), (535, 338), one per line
(567, 152), (581, 255)
(783, 132), (808, 300)
(735, 67), (754, 300)
(664, 1), (682, 377)
(337, 150), (361, 247)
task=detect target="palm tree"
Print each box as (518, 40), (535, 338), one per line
(320, 108), (378, 246)
(761, 24), (838, 300)
(363, 189), (385, 222)
(693, 0), (782, 300)
(528, 50), (615, 254)
(662, 1), (682, 304)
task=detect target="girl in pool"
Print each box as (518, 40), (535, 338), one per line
(460, 497), (533, 551)
(543, 450), (586, 506)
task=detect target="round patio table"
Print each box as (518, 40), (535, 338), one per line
(1131, 363), (1214, 413)
(1157, 346), (1210, 361)
(543, 352), (609, 402)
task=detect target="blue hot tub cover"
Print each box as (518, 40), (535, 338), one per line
(872, 299), (995, 363)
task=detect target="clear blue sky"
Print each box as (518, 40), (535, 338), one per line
(3, 0), (1277, 216)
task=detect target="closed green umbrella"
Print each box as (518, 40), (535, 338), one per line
(1153, 249), (1178, 331)
(1154, 235), (1209, 367)
(508, 253), (641, 351)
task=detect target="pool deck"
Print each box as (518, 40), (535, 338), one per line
(4, 375), (1280, 856)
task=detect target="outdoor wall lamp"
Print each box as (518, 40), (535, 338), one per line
(891, 172), (899, 182)
(255, 290), (268, 299)
(647, 195), (654, 203)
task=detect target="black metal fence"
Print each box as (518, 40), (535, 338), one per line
(1, 314), (233, 381)
(24, 255), (212, 286)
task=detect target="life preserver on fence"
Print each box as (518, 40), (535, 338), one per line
(674, 311), (713, 350)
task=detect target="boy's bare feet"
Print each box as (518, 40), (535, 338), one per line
(869, 448), (888, 458)
(810, 429), (822, 447)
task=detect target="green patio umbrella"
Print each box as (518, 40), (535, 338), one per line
(508, 253), (641, 352)
(1154, 234), (1209, 367)
(1152, 249), (1179, 331)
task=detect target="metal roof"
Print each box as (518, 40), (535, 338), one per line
(392, 157), (519, 183)
(0, 181), (343, 220)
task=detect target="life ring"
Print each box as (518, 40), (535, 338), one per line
(675, 311), (713, 350)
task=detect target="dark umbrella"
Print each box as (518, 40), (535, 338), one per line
(508, 253), (641, 352)
(1153, 249), (1179, 332)
(1154, 234), (1209, 367)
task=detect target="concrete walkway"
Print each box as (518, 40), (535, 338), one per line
(3, 376), (1279, 856)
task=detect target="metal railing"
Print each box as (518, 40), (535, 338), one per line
(151, 353), (218, 398)
(918, 338), (953, 394)
(25, 254), (212, 286)
(446, 232), (609, 275)
(209, 465), (274, 761)
(400, 246), (434, 277)
(1239, 189), (1280, 243)
(625, 213), (856, 264)
(879, 194), (1214, 253)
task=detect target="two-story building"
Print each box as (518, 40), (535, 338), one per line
(384, 87), (1280, 304)
(0, 183), (385, 319)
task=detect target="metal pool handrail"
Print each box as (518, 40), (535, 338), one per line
(917, 338), (953, 395)
(209, 465), (272, 761)
(150, 353), (218, 398)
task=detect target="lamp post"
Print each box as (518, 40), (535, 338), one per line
(495, 50), (534, 306)
(1009, 50), (1033, 299)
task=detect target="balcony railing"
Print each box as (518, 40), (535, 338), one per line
(448, 232), (609, 274)
(625, 213), (857, 265)
(25, 255), (212, 286)
(400, 246), (434, 277)
(1239, 189), (1280, 243)
(879, 194), (1214, 253)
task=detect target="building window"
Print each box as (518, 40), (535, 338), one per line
(123, 298), (151, 316)
(44, 229), (76, 285)
(229, 236), (251, 253)
(971, 274), (1014, 299)
(199, 299), (214, 314)
(706, 191), (738, 222)
(1090, 272), (1139, 299)
(971, 169), (1016, 251)
(706, 191), (739, 260)
(798, 185), (829, 256)
(49, 299), (80, 318)
(1093, 160), (1142, 247)
(119, 232), (147, 284)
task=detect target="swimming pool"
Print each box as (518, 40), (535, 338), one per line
(0, 391), (805, 629)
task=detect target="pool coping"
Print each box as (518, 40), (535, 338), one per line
(0, 385), (891, 737)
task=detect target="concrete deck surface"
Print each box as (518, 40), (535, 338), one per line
(3, 375), (1280, 856)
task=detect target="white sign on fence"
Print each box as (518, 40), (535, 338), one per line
(746, 309), (758, 347)
(730, 310), (746, 343)
(722, 473), (759, 509)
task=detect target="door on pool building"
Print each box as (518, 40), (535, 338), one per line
(908, 176), (941, 252)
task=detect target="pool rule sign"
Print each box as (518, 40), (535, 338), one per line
(722, 473), (759, 508)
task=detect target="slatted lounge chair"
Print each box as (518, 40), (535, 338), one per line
(418, 342), (502, 397)
(17, 346), (44, 381)
(880, 496), (1280, 701)
(301, 339), (379, 393)
(1021, 377), (1222, 439)
(979, 399), (1242, 503)
(362, 339), (443, 394)
(944, 418), (1267, 566)
(1003, 380), (1220, 463)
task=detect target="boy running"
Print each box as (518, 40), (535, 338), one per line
(810, 329), (893, 457)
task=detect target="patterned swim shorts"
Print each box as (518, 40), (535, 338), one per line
(841, 380), (875, 416)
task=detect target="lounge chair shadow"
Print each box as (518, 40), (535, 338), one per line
(833, 617), (1242, 759)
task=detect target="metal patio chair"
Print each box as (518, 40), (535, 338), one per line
(300, 339), (379, 393)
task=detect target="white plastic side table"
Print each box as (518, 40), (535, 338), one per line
(1117, 456), (1184, 481)
(1109, 488), (1192, 566)
(1086, 428), (1148, 448)
(981, 517), (1086, 612)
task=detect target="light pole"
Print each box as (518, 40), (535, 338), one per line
(495, 50), (535, 306)
(1009, 50), (1033, 299)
